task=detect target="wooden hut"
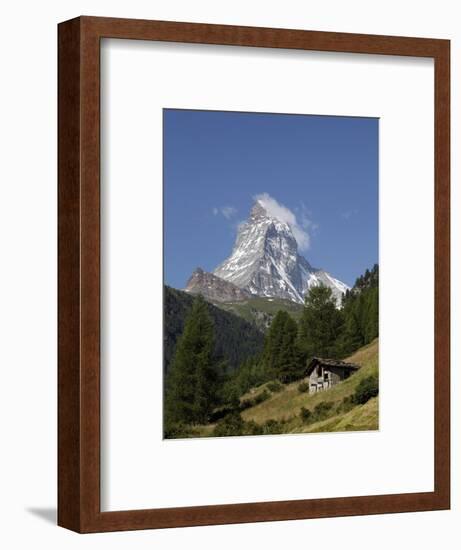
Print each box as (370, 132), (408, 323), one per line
(305, 357), (360, 393)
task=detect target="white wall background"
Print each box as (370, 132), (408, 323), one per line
(0, 0), (458, 548)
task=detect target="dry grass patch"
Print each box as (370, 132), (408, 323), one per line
(296, 397), (379, 433)
(242, 339), (379, 425)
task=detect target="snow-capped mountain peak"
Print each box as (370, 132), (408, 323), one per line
(212, 200), (349, 305)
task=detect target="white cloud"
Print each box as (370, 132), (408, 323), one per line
(341, 208), (359, 220)
(213, 206), (237, 219)
(254, 193), (313, 251)
(221, 206), (237, 219)
(299, 202), (319, 234)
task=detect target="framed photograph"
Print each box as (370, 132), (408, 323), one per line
(58, 16), (450, 533)
(163, 108), (379, 440)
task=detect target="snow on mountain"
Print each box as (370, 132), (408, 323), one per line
(213, 200), (349, 305)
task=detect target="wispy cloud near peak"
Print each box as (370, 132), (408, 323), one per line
(254, 192), (313, 251)
(213, 205), (238, 219)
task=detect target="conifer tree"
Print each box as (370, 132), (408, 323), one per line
(339, 264), (379, 356)
(340, 296), (364, 355)
(364, 286), (379, 342)
(276, 313), (300, 382)
(165, 295), (218, 427)
(262, 310), (287, 378)
(298, 285), (344, 359)
(262, 310), (301, 382)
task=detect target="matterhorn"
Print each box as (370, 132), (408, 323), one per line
(186, 199), (349, 305)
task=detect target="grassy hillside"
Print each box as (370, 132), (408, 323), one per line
(213, 296), (304, 331)
(165, 265), (379, 439)
(240, 338), (379, 433)
(181, 339), (378, 438)
(193, 339), (378, 437)
(303, 397), (378, 433)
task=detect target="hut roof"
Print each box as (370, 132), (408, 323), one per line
(305, 357), (360, 376)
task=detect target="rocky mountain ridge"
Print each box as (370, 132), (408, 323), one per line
(185, 267), (250, 303)
(185, 199), (349, 305)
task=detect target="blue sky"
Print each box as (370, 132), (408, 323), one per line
(164, 109), (378, 289)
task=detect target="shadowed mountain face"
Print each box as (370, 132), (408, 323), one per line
(185, 268), (250, 303)
(212, 200), (349, 305)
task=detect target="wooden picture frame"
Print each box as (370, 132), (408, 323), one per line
(58, 16), (450, 533)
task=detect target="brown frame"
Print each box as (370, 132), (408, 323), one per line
(58, 16), (450, 533)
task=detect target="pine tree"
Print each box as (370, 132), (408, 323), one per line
(339, 264), (379, 356)
(262, 310), (301, 382)
(298, 285), (344, 359)
(277, 313), (301, 382)
(339, 296), (364, 355)
(262, 310), (284, 378)
(165, 295), (218, 427)
(364, 286), (379, 342)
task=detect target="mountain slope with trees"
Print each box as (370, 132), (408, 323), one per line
(165, 295), (221, 428)
(240, 338), (378, 429)
(191, 339), (378, 437)
(211, 295), (304, 331)
(163, 265), (379, 439)
(164, 286), (264, 373)
(340, 264), (379, 355)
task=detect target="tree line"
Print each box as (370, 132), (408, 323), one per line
(164, 264), (379, 436)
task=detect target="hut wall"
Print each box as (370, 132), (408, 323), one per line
(308, 365), (354, 392)
(328, 367), (344, 384)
